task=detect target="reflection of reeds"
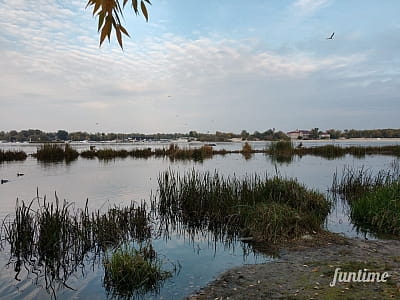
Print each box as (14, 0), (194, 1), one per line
(154, 169), (331, 244)
(0, 194), (155, 297)
(0, 150), (28, 162)
(92, 203), (151, 250)
(103, 243), (172, 299)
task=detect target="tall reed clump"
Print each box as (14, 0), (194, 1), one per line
(331, 160), (400, 236)
(33, 144), (78, 162)
(92, 202), (151, 250)
(103, 243), (172, 298)
(267, 141), (294, 156)
(331, 161), (400, 201)
(165, 144), (213, 162)
(298, 144), (346, 159)
(64, 144), (79, 161)
(155, 169), (330, 243)
(96, 149), (129, 159)
(1, 199), (35, 264)
(0, 195), (158, 297)
(267, 141), (295, 163)
(0, 150), (28, 162)
(350, 181), (400, 235)
(241, 142), (253, 159)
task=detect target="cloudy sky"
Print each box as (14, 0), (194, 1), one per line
(1, 0), (399, 133)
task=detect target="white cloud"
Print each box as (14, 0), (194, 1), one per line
(292, 0), (331, 15)
(0, 0), (398, 132)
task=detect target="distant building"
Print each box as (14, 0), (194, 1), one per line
(287, 130), (311, 140)
(319, 132), (331, 139)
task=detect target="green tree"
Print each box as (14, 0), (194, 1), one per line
(56, 130), (69, 141)
(86, 0), (151, 49)
(240, 130), (249, 140)
(310, 128), (319, 139)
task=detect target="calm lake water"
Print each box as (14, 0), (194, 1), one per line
(0, 140), (399, 299)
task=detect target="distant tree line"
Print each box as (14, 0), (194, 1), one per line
(326, 129), (400, 139)
(1, 128), (400, 143)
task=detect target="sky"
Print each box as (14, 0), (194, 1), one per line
(0, 0), (399, 134)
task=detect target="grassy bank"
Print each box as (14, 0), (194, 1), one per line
(0, 149), (27, 162)
(154, 170), (331, 244)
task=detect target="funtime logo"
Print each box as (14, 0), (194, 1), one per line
(330, 268), (390, 287)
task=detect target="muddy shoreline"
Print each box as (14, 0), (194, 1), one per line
(187, 234), (400, 299)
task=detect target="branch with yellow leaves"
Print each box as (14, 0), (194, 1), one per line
(86, 0), (151, 49)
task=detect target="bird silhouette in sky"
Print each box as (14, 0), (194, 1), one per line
(326, 32), (335, 40)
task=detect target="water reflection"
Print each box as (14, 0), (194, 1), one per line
(1, 141), (399, 299)
(0, 194), (167, 299)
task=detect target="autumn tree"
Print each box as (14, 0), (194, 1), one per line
(86, 0), (151, 49)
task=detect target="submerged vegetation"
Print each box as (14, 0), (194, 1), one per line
(331, 161), (400, 236)
(0, 149), (27, 162)
(154, 169), (331, 244)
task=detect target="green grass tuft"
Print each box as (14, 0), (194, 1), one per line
(351, 181), (400, 235)
(103, 243), (171, 298)
(155, 169), (331, 243)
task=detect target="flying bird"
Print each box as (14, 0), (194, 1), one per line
(326, 32), (335, 40)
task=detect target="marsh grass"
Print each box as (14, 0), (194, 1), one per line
(331, 161), (400, 201)
(297, 144), (346, 159)
(92, 202), (151, 250)
(267, 141), (295, 163)
(154, 169), (330, 244)
(74, 143), (400, 163)
(267, 143), (400, 160)
(268, 141), (295, 155)
(103, 243), (172, 299)
(0, 150), (28, 162)
(331, 160), (400, 236)
(0, 194), (155, 297)
(33, 144), (79, 162)
(350, 181), (400, 235)
(79, 144), (215, 162)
